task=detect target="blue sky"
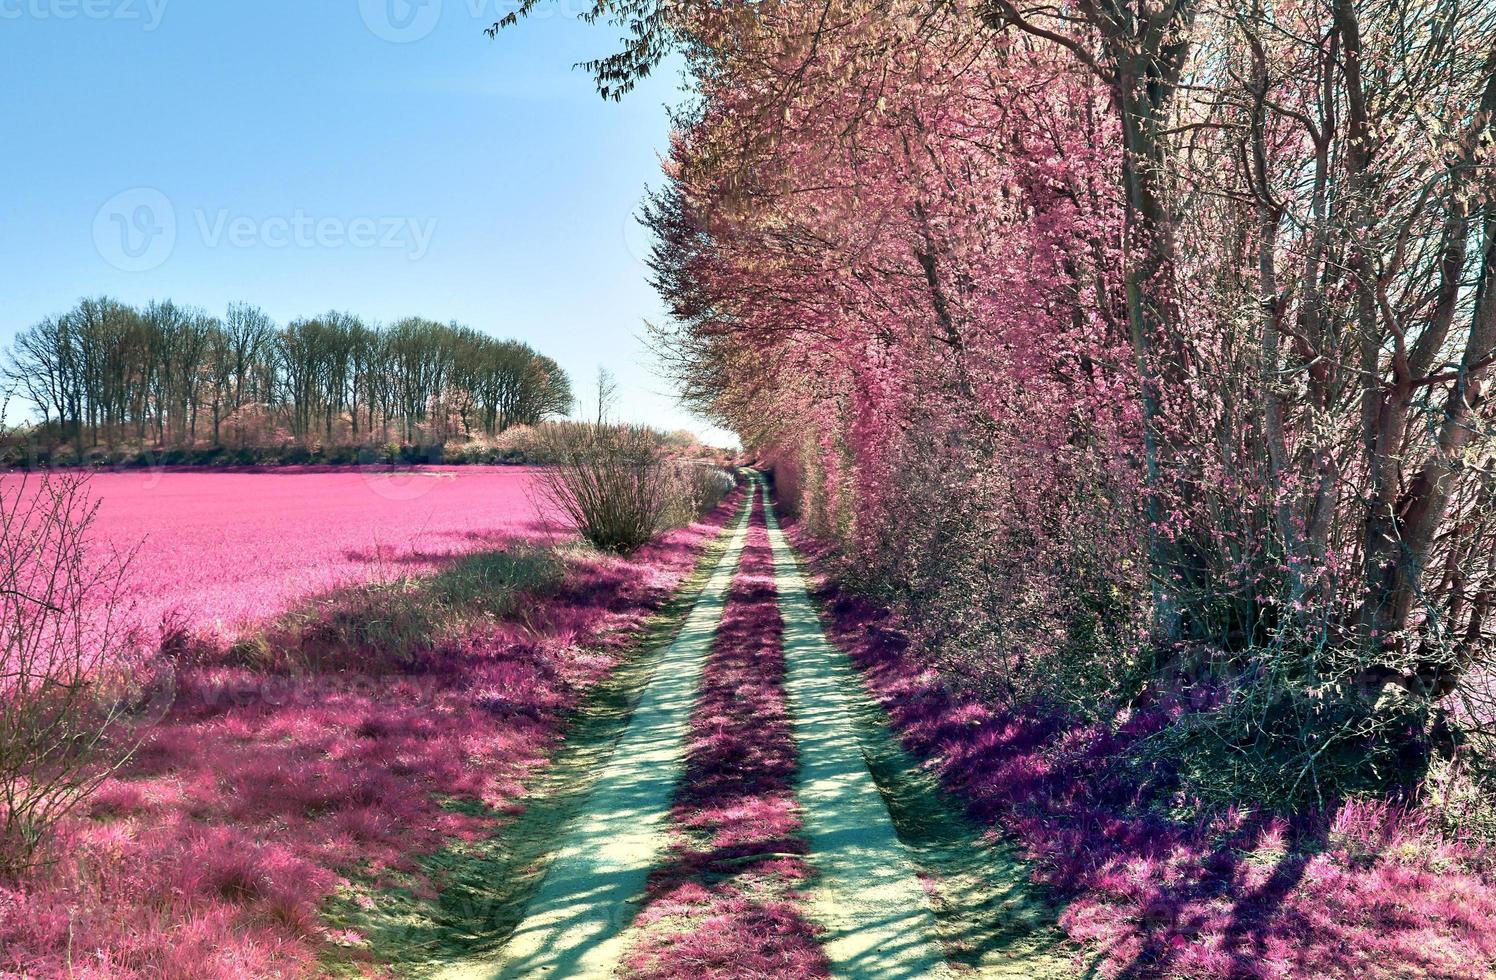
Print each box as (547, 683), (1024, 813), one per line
(0, 0), (731, 442)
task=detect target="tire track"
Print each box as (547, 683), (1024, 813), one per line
(440, 495), (753, 980)
(619, 487), (828, 979)
(760, 475), (951, 980)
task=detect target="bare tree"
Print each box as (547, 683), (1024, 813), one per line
(0, 471), (148, 874)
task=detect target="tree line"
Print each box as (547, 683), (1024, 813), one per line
(4, 297), (574, 452)
(504, 0), (1496, 806)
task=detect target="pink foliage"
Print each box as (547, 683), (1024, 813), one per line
(648, 4), (1147, 696)
(0, 480), (744, 978)
(651, 0), (1496, 801)
(624, 495), (829, 980)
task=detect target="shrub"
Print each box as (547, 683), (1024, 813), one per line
(805, 413), (1146, 716)
(659, 463), (737, 531)
(532, 424), (685, 554)
(1426, 744), (1496, 851)
(320, 444), (359, 465)
(490, 424), (554, 463)
(0, 473), (146, 875)
(693, 463), (737, 513)
(1154, 653), (1441, 812)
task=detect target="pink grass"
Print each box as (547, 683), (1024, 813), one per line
(623, 495), (829, 980)
(0, 480), (745, 979)
(0, 466), (560, 641)
(787, 514), (1496, 980)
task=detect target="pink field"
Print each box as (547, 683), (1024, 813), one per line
(0, 466), (557, 640)
(0, 479), (745, 979)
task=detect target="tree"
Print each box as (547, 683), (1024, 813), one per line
(5, 299), (574, 454)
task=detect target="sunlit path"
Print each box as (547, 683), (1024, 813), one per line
(761, 476), (950, 980)
(437, 496), (753, 980)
